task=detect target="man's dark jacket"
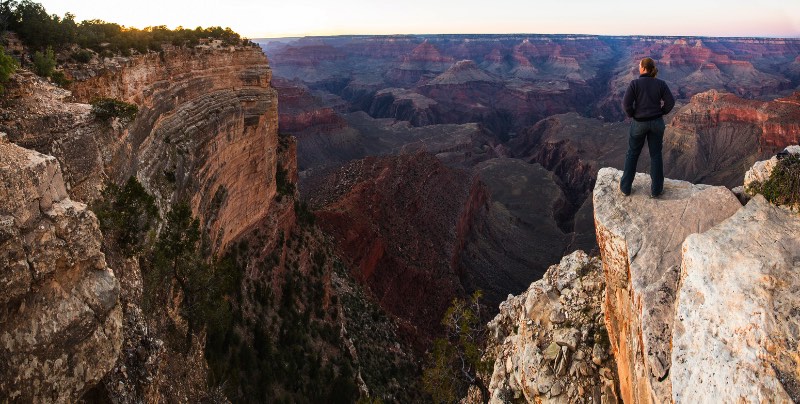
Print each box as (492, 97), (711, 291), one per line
(622, 74), (675, 121)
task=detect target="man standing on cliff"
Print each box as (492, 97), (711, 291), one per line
(619, 57), (675, 197)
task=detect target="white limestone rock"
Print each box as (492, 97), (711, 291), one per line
(593, 167), (742, 403)
(672, 195), (800, 403)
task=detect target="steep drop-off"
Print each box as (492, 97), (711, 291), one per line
(482, 149), (800, 403)
(68, 46), (278, 252)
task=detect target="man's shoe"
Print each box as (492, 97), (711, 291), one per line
(620, 187), (630, 196)
(650, 190), (663, 198)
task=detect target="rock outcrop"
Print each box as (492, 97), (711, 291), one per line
(673, 195), (800, 402)
(0, 140), (122, 402)
(482, 251), (619, 403)
(743, 145), (800, 192)
(593, 167), (741, 403)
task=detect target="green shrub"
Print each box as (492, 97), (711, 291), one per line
(423, 291), (492, 403)
(747, 155), (800, 210)
(93, 176), (158, 256)
(91, 97), (138, 121)
(71, 49), (92, 63)
(0, 46), (18, 93)
(50, 70), (70, 87)
(146, 203), (240, 352)
(31, 46), (55, 77)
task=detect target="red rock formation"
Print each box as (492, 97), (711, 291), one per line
(310, 152), (486, 347)
(405, 40), (453, 64)
(272, 78), (347, 133)
(664, 90), (800, 186)
(428, 60), (499, 85)
(68, 46), (278, 253)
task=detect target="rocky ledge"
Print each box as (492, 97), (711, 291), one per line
(0, 140), (122, 402)
(593, 167), (742, 402)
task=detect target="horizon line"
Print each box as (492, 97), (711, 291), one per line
(251, 32), (800, 41)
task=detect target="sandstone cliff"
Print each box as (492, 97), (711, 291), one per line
(70, 46), (278, 252)
(0, 139), (122, 402)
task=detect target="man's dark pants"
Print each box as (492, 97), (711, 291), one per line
(619, 117), (665, 195)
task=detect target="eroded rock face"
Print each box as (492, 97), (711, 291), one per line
(673, 195), (800, 402)
(482, 251), (619, 404)
(308, 152), (481, 347)
(664, 90), (800, 187)
(68, 46), (278, 252)
(0, 141), (122, 402)
(593, 167), (741, 403)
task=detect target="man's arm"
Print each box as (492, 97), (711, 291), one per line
(622, 81), (636, 117)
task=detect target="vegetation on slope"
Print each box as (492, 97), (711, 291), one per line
(0, 45), (16, 92)
(0, 0), (249, 55)
(423, 291), (492, 403)
(747, 154), (800, 211)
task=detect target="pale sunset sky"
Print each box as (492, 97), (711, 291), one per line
(36, 0), (800, 39)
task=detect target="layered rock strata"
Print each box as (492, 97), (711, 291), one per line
(482, 251), (619, 403)
(673, 195), (800, 402)
(664, 90), (800, 187)
(0, 140), (122, 402)
(68, 46), (278, 252)
(593, 167), (741, 403)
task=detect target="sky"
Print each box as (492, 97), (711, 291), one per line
(36, 0), (800, 39)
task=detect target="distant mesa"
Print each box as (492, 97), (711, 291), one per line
(427, 60), (500, 85)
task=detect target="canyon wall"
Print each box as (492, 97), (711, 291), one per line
(68, 46), (278, 252)
(664, 90), (800, 187)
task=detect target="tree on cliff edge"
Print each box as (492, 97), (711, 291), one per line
(146, 203), (237, 352)
(423, 291), (492, 403)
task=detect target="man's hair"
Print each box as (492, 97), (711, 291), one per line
(640, 57), (658, 77)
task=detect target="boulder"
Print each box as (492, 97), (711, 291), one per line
(0, 140), (122, 402)
(593, 167), (741, 403)
(673, 195), (800, 402)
